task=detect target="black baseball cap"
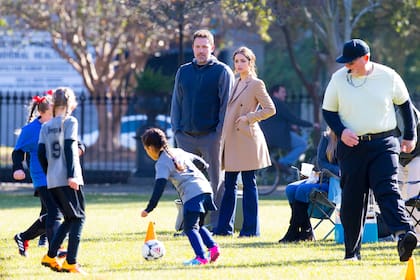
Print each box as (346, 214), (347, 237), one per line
(336, 39), (370, 63)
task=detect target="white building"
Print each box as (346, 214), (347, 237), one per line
(0, 32), (85, 93)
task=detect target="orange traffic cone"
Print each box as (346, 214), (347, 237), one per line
(144, 221), (156, 243)
(405, 257), (416, 280)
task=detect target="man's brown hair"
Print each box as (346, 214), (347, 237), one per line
(193, 29), (214, 46)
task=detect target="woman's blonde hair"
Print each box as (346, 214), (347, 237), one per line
(325, 127), (338, 163)
(232, 46), (257, 77)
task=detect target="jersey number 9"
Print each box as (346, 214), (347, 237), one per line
(51, 141), (61, 159)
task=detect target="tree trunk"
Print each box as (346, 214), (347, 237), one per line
(96, 101), (113, 152)
(281, 25), (321, 143)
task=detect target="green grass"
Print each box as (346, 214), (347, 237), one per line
(0, 190), (414, 279)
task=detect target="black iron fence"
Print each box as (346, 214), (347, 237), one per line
(1, 91), (418, 184)
(0, 91), (173, 184)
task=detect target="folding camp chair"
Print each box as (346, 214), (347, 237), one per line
(307, 169), (341, 240)
(405, 188), (420, 228)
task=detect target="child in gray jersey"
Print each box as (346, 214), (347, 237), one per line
(140, 127), (220, 266)
(38, 87), (86, 275)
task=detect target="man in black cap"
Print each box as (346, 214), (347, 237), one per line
(322, 38), (417, 261)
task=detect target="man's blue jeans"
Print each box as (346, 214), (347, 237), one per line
(280, 131), (307, 166)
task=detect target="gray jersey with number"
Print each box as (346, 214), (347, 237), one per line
(155, 148), (212, 203)
(38, 115), (84, 188)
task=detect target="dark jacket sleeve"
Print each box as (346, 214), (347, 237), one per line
(64, 139), (76, 178)
(277, 101), (313, 127)
(397, 100), (416, 141)
(170, 69), (182, 133)
(399, 104), (420, 166)
(11, 149), (25, 172)
(145, 178), (167, 213)
(37, 143), (48, 174)
(322, 109), (346, 139)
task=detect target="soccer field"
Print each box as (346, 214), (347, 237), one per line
(0, 189), (414, 280)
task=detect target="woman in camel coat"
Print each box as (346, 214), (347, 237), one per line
(213, 46), (275, 237)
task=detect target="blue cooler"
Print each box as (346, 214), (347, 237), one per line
(335, 212), (378, 243)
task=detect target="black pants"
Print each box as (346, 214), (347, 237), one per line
(338, 136), (412, 258)
(20, 186), (62, 242)
(48, 186), (85, 264)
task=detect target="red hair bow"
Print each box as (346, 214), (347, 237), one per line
(32, 95), (46, 104)
(45, 89), (54, 95)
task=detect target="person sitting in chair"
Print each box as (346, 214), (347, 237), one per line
(279, 127), (339, 243)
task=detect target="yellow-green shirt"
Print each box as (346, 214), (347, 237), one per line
(322, 62), (409, 136)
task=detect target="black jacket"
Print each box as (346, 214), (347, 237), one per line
(260, 98), (312, 151)
(399, 105), (420, 167)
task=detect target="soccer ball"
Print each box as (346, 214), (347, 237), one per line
(142, 239), (165, 260)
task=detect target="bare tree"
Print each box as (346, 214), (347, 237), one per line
(219, 0), (382, 143)
(261, 0), (381, 139)
(144, 0), (219, 66)
(1, 0), (172, 153)
(299, 0), (381, 74)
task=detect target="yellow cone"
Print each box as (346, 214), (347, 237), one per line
(144, 221), (156, 243)
(405, 257), (416, 280)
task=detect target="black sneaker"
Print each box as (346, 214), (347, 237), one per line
(14, 234), (28, 257)
(38, 234), (48, 247)
(299, 228), (315, 241)
(173, 231), (186, 237)
(398, 230), (417, 262)
(278, 226), (299, 243)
